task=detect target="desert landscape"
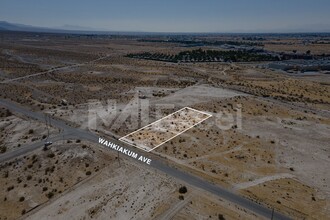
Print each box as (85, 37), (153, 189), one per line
(0, 29), (329, 220)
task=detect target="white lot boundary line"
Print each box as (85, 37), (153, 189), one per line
(119, 114), (211, 152)
(119, 107), (212, 152)
(148, 114), (211, 152)
(120, 107), (190, 139)
(186, 106), (213, 117)
(119, 138), (153, 152)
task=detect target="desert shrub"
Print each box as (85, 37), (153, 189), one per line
(218, 214), (226, 220)
(5, 109), (12, 117)
(47, 153), (55, 158)
(46, 192), (54, 199)
(179, 186), (187, 194)
(0, 146), (7, 153)
(4, 171), (9, 178)
(7, 186), (14, 191)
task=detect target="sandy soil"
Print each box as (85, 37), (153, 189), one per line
(25, 158), (179, 220)
(0, 34), (329, 219)
(120, 107), (211, 151)
(0, 111), (57, 153)
(155, 84), (247, 107)
(0, 141), (114, 220)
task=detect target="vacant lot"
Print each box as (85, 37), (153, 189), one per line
(0, 32), (329, 219)
(120, 107), (211, 152)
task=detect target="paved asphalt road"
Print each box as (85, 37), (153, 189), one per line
(0, 133), (66, 162)
(0, 99), (291, 220)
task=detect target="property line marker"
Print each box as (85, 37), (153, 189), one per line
(119, 107), (212, 152)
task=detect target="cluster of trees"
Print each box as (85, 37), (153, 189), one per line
(127, 48), (278, 63)
(127, 52), (177, 62)
(139, 39), (263, 47)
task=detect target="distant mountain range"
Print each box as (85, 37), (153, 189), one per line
(0, 21), (143, 35)
(0, 21), (55, 32)
(0, 21), (108, 34)
(1, 20), (330, 35)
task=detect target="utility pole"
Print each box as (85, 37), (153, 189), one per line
(73, 85), (76, 104)
(48, 115), (51, 127)
(271, 208), (274, 220)
(45, 115), (49, 141)
(43, 114), (50, 151)
(47, 115), (50, 139)
(117, 151), (121, 166)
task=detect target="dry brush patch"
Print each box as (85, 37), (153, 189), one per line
(120, 107), (211, 152)
(0, 113), (57, 153)
(0, 141), (114, 219)
(240, 178), (329, 219)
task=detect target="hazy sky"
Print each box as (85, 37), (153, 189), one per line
(1, 0), (330, 32)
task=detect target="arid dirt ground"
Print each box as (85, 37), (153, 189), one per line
(120, 107), (211, 152)
(0, 31), (329, 219)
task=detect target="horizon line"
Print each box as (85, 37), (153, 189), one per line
(1, 20), (330, 35)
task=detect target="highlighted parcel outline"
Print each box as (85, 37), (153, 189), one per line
(119, 107), (212, 152)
